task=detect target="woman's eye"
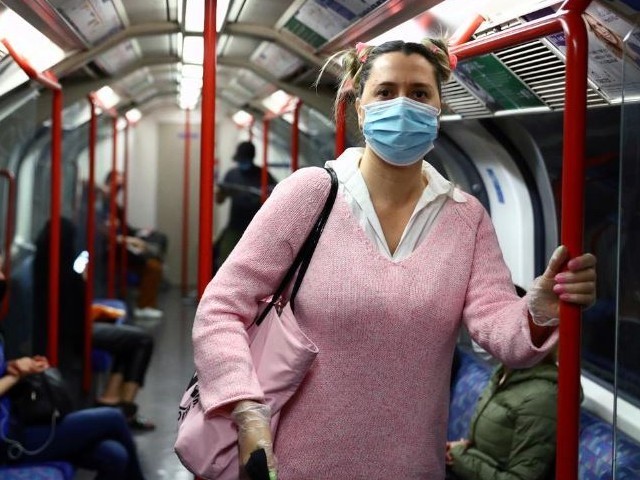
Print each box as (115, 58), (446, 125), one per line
(413, 90), (428, 100)
(376, 89), (390, 98)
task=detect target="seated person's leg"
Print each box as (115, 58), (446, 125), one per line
(18, 407), (144, 479)
(134, 258), (163, 317)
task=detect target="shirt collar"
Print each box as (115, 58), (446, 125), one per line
(325, 147), (466, 204)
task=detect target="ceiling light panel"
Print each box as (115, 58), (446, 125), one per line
(182, 36), (204, 64)
(0, 8), (66, 72)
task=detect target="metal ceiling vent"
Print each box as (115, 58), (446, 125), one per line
(441, 79), (492, 118)
(494, 39), (609, 109)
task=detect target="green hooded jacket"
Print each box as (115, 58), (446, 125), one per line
(449, 362), (558, 480)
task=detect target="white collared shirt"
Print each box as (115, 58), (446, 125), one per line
(325, 147), (466, 262)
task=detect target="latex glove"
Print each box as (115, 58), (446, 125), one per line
(232, 400), (277, 479)
(528, 246), (597, 326)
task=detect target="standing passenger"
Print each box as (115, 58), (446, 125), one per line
(192, 39), (597, 479)
(215, 141), (277, 267)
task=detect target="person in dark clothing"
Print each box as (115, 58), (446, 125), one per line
(0, 266), (145, 479)
(215, 141), (277, 268)
(33, 218), (155, 431)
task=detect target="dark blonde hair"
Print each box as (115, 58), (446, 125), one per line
(317, 38), (452, 120)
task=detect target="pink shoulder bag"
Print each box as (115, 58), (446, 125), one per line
(175, 168), (338, 479)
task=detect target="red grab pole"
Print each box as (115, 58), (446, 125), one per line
(120, 121), (130, 298)
(556, 4), (590, 480)
(291, 100), (302, 172)
(0, 170), (16, 320)
(198, 0), (216, 297)
(335, 98), (347, 157)
(448, 13), (486, 47)
(181, 108), (191, 297)
(261, 118), (270, 204)
(108, 117), (118, 298)
(3, 38), (64, 365)
(48, 89), (63, 366)
(83, 96), (98, 392)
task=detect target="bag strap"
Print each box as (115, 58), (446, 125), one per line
(255, 167), (338, 326)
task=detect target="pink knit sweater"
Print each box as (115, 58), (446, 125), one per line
(193, 167), (557, 479)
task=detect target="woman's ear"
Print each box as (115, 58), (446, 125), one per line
(355, 97), (364, 130)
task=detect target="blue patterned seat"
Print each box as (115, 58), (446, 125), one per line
(579, 410), (640, 479)
(447, 347), (492, 441)
(0, 462), (74, 479)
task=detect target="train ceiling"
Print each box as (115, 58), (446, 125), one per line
(0, 0), (638, 125)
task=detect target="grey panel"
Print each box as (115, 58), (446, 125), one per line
(137, 34), (173, 56)
(122, 0), (172, 23)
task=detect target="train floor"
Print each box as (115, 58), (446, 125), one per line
(78, 286), (197, 480)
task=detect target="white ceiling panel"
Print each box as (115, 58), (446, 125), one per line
(95, 39), (139, 74)
(51, 0), (125, 45)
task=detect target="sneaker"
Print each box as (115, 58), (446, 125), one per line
(134, 307), (163, 318)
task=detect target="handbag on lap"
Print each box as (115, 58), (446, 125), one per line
(175, 167), (338, 480)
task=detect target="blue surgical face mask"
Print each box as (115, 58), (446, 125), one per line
(362, 96), (440, 167)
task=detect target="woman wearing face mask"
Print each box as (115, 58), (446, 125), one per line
(192, 38), (596, 479)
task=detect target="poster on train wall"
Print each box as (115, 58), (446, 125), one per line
(454, 55), (545, 111)
(525, 3), (640, 101)
(283, 0), (387, 48)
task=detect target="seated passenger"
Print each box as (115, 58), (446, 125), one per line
(102, 170), (165, 318)
(446, 349), (558, 480)
(0, 268), (145, 479)
(33, 218), (156, 431)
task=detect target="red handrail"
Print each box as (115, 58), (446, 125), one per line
(556, 5), (589, 478)
(291, 100), (302, 172)
(2, 38), (64, 366)
(448, 14), (486, 47)
(0, 39), (61, 91)
(181, 108), (191, 297)
(120, 121), (130, 298)
(335, 98), (347, 157)
(83, 95), (98, 393)
(0, 170), (16, 320)
(261, 118), (270, 204)
(198, 0), (217, 296)
(449, 2), (590, 478)
(107, 117), (118, 298)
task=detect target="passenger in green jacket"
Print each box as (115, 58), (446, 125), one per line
(446, 353), (558, 480)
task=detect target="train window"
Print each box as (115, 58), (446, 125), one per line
(515, 107), (640, 405)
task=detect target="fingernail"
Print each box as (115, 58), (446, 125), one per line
(560, 293), (571, 301)
(555, 273), (566, 282)
(553, 284), (564, 293)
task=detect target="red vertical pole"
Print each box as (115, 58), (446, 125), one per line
(107, 117), (118, 298)
(83, 97), (97, 392)
(291, 100), (302, 172)
(47, 89), (63, 366)
(335, 98), (347, 157)
(198, 0), (216, 297)
(555, 7), (589, 480)
(261, 118), (269, 204)
(120, 121), (130, 298)
(181, 109), (191, 297)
